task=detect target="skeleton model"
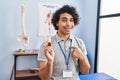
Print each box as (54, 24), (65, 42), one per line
(17, 2), (29, 50)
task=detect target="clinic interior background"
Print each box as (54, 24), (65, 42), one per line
(3, 0), (120, 80)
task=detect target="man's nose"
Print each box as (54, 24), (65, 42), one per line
(66, 21), (71, 25)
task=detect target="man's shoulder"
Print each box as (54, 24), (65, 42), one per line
(73, 36), (84, 44)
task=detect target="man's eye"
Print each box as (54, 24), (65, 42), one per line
(62, 19), (67, 22)
(70, 19), (74, 22)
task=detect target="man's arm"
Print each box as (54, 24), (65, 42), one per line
(39, 61), (53, 80)
(39, 42), (54, 80)
(71, 46), (91, 74)
(78, 53), (90, 74)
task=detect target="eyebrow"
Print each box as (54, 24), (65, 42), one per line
(61, 17), (74, 20)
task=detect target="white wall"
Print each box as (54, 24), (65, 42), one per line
(72, 0), (98, 73)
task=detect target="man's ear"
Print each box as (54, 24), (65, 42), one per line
(56, 22), (58, 27)
(56, 23), (59, 29)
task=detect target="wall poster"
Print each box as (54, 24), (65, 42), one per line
(38, 3), (60, 41)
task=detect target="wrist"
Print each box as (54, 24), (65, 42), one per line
(47, 60), (54, 64)
(78, 54), (84, 61)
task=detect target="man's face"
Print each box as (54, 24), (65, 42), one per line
(56, 13), (74, 35)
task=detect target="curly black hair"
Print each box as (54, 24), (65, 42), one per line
(52, 5), (80, 30)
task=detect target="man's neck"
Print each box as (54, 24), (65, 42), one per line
(57, 32), (70, 40)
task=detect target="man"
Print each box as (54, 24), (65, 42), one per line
(38, 5), (91, 80)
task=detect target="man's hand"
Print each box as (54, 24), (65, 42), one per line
(44, 42), (55, 63)
(39, 42), (54, 80)
(70, 46), (84, 60)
